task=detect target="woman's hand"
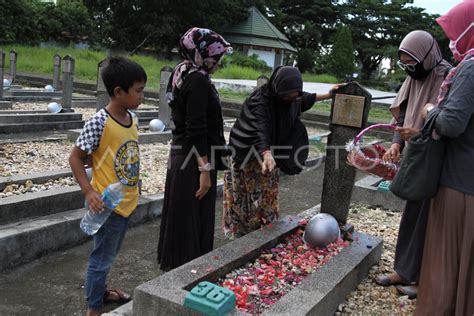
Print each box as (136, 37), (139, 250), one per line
(395, 127), (420, 141)
(261, 151), (276, 174)
(316, 83), (347, 101)
(382, 144), (401, 163)
(196, 171), (212, 200)
(85, 189), (104, 213)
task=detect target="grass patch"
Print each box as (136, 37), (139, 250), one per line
(302, 73), (338, 83)
(2, 45), (340, 89)
(313, 101), (393, 123)
(218, 88), (251, 103)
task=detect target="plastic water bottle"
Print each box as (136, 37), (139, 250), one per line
(80, 182), (124, 235)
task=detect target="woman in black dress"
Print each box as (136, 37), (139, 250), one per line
(157, 27), (231, 271)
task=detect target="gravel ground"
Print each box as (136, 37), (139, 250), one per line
(0, 140), (171, 197)
(341, 204), (416, 315)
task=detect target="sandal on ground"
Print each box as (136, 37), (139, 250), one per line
(374, 274), (409, 287)
(396, 285), (418, 299)
(103, 289), (132, 304)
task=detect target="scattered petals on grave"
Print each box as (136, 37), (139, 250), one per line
(218, 225), (349, 314)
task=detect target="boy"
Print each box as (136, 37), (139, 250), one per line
(69, 57), (146, 316)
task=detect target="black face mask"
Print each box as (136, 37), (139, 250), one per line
(405, 62), (431, 80)
(403, 38), (441, 80)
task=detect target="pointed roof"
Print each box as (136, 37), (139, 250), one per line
(224, 7), (297, 52)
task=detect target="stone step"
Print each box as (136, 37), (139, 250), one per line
(0, 193), (164, 272)
(6, 90), (63, 98)
(0, 120), (84, 134)
(133, 110), (159, 118)
(0, 113), (82, 124)
(0, 169), (73, 191)
(0, 186), (84, 225)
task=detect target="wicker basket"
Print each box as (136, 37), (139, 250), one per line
(346, 123), (399, 180)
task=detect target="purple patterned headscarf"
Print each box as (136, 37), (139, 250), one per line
(169, 27), (231, 96)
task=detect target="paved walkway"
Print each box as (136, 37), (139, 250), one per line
(0, 165), (352, 315)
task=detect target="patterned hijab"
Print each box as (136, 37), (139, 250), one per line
(169, 27), (231, 96)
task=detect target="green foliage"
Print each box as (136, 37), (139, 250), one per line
(222, 52), (270, 72)
(296, 48), (315, 73)
(41, 0), (94, 43)
(301, 73), (338, 84)
(0, 0), (93, 45)
(214, 65), (265, 80)
(328, 25), (354, 80)
(0, 0), (43, 44)
(82, 0), (249, 53)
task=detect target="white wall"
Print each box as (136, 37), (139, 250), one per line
(248, 48), (276, 69)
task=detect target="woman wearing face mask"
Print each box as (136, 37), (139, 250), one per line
(222, 66), (337, 239)
(375, 31), (452, 299)
(157, 27), (231, 271)
(415, 2), (474, 315)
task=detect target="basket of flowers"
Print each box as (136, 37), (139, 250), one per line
(346, 123), (399, 180)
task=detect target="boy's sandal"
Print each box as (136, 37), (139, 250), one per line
(103, 289), (132, 304)
(374, 274), (410, 287)
(396, 285), (418, 299)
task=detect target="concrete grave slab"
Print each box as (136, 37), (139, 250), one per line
(0, 193), (165, 271)
(0, 101), (12, 109)
(132, 205), (382, 316)
(351, 175), (405, 212)
(0, 169), (73, 191)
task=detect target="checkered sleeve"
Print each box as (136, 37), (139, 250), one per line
(75, 109), (108, 154)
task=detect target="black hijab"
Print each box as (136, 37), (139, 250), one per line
(229, 66), (308, 174)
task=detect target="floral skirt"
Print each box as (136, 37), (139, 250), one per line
(223, 158), (279, 239)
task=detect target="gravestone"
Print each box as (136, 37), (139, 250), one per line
(52, 54), (62, 91)
(96, 59), (110, 111)
(257, 74), (269, 88)
(0, 51), (4, 98)
(321, 82), (371, 225)
(158, 66), (173, 128)
(9, 51), (17, 83)
(61, 55), (75, 113)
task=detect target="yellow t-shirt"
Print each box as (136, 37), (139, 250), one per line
(76, 109), (139, 217)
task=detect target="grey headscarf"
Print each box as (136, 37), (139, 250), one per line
(390, 30), (452, 129)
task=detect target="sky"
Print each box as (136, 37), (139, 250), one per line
(411, 0), (463, 15)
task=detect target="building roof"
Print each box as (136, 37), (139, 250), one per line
(224, 7), (297, 52)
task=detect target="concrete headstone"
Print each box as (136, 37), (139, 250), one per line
(61, 55), (75, 112)
(96, 59), (110, 111)
(321, 82), (372, 224)
(9, 50), (17, 83)
(158, 66), (173, 128)
(52, 54), (62, 91)
(0, 51), (4, 98)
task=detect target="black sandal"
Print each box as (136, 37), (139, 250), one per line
(396, 285), (418, 299)
(103, 289), (132, 304)
(374, 274), (410, 287)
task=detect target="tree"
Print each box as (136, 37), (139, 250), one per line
(339, 0), (443, 80)
(328, 25), (354, 79)
(83, 0), (249, 54)
(0, 0), (43, 44)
